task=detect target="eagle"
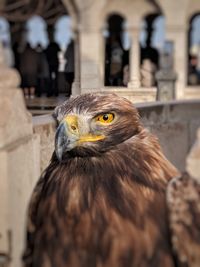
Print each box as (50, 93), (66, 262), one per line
(23, 93), (182, 267)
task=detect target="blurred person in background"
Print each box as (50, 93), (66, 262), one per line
(64, 39), (74, 97)
(105, 34), (124, 86)
(45, 37), (60, 97)
(57, 50), (67, 96)
(188, 55), (199, 85)
(35, 43), (49, 97)
(12, 41), (20, 71)
(19, 42), (39, 98)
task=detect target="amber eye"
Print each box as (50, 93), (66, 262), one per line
(95, 113), (115, 124)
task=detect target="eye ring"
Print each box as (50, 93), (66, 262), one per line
(95, 113), (115, 124)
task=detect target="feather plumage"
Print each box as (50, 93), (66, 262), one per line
(23, 93), (180, 267)
(167, 173), (200, 267)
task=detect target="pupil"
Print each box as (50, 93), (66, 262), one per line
(103, 114), (109, 120)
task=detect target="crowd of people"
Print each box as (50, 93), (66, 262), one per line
(2, 33), (161, 96)
(12, 39), (74, 98)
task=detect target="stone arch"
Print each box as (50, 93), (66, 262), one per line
(188, 13), (200, 85)
(103, 10), (128, 28)
(140, 13), (165, 87)
(104, 13), (129, 87)
(140, 13), (165, 49)
(105, 12), (127, 37)
(186, 0), (200, 26)
(60, 0), (78, 29)
(188, 12), (200, 24)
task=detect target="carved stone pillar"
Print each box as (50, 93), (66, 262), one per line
(0, 43), (40, 267)
(166, 25), (187, 98)
(186, 128), (200, 181)
(127, 27), (141, 89)
(72, 29), (81, 96)
(79, 27), (104, 93)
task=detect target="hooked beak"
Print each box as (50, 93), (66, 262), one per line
(55, 122), (75, 161)
(55, 115), (105, 162)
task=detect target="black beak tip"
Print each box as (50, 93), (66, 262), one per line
(55, 148), (63, 162)
(55, 123), (67, 162)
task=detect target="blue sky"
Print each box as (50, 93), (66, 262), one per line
(191, 15), (200, 46)
(25, 15), (73, 49)
(0, 15), (73, 50)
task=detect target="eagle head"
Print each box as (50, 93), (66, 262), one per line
(54, 93), (141, 161)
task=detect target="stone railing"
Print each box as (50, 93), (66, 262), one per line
(32, 115), (56, 173)
(137, 99), (200, 171)
(32, 99), (200, 173)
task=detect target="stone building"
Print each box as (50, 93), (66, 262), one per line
(60, 0), (200, 102)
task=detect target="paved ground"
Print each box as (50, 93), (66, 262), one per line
(25, 94), (67, 115)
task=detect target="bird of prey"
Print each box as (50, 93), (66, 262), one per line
(23, 93), (180, 267)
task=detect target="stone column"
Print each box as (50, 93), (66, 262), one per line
(166, 25), (187, 98)
(127, 27), (141, 89)
(0, 43), (40, 267)
(79, 27), (104, 93)
(72, 29), (81, 96)
(99, 27), (105, 89)
(186, 128), (200, 181)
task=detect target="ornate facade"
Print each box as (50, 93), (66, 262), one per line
(62, 0), (200, 101)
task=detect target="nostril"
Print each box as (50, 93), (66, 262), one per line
(71, 125), (77, 131)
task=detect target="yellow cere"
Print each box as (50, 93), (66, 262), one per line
(78, 134), (105, 144)
(95, 113), (114, 124)
(63, 115), (79, 134)
(63, 115), (78, 127)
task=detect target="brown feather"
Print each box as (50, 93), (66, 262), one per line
(23, 93), (179, 267)
(167, 173), (200, 267)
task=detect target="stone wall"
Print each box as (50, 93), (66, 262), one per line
(0, 111), (56, 267)
(137, 100), (200, 171)
(0, 65), (40, 266)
